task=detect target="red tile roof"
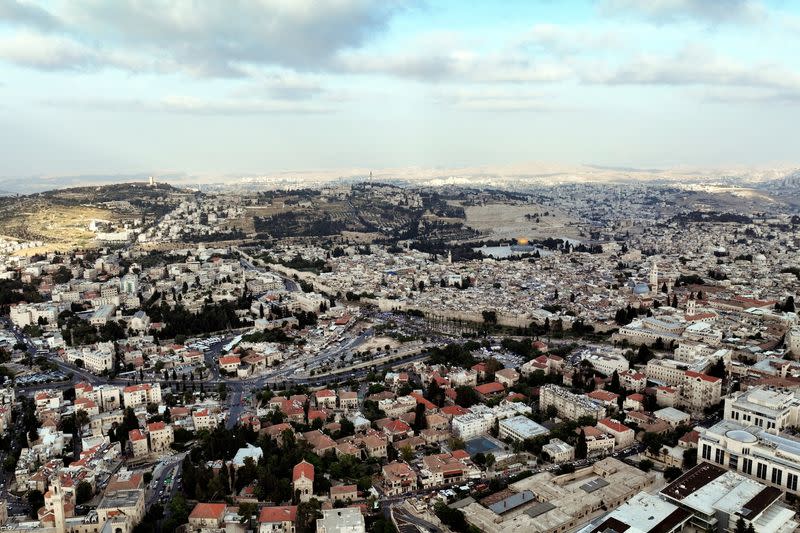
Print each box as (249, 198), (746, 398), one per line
(598, 418), (632, 434)
(123, 384), (151, 393)
(474, 382), (505, 395)
(189, 503), (226, 520)
(384, 419), (412, 433)
(451, 449), (470, 460)
(685, 371), (721, 383)
(587, 390), (619, 402)
(441, 405), (469, 416)
(219, 355), (241, 366)
(292, 460), (314, 482)
(259, 506), (297, 523)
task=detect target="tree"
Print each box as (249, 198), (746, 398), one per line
(28, 490), (44, 518)
(638, 459), (654, 472)
(425, 380), (444, 408)
(455, 386), (481, 408)
(683, 448), (698, 468)
(735, 516), (746, 533)
(708, 358), (726, 379)
(575, 429), (588, 460)
(400, 445), (414, 463)
(609, 370), (621, 393)
(485, 453), (496, 470)
(434, 502), (470, 533)
(76, 409), (90, 435)
(76, 480), (93, 504)
(412, 404), (426, 433)
(664, 467), (683, 482)
(297, 498), (322, 533)
(163, 493), (189, 533)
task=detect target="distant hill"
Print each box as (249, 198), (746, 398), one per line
(0, 182), (193, 252)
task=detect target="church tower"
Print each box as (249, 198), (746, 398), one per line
(687, 297), (696, 316)
(649, 263), (659, 289)
(51, 477), (66, 533)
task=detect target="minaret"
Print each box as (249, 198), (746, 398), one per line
(51, 477), (66, 533)
(649, 263), (658, 288)
(686, 297), (696, 316)
(447, 250), (452, 265)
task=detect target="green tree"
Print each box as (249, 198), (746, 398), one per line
(28, 490), (44, 518)
(455, 386), (481, 408)
(163, 493), (189, 533)
(664, 467), (683, 482)
(297, 498), (322, 533)
(638, 459), (654, 472)
(609, 370), (621, 393)
(575, 429), (588, 460)
(485, 453), (496, 470)
(76, 480), (93, 504)
(400, 445), (414, 463)
(683, 448), (697, 468)
(735, 516), (746, 533)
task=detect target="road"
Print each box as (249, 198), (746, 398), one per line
(146, 451), (187, 510)
(392, 505), (441, 533)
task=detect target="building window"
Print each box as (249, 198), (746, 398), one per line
(742, 458), (753, 475)
(729, 455), (739, 470)
(715, 449), (725, 465)
(757, 463), (767, 480)
(788, 473), (798, 492)
(702, 444), (712, 460)
(772, 468), (783, 485)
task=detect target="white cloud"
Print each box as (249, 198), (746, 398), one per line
(0, 1), (62, 31)
(522, 23), (626, 56)
(334, 48), (572, 84)
(0, 0), (411, 76)
(585, 45), (800, 93)
(0, 31), (100, 71)
(437, 88), (567, 112)
(598, 0), (766, 25)
(43, 95), (334, 115)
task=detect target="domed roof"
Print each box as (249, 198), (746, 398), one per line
(726, 429), (757, 443)
(633, 283), (650, 295)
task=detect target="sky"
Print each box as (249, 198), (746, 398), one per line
(1, 0), (799, 181)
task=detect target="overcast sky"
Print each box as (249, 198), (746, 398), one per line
(1, 0), (799, 179)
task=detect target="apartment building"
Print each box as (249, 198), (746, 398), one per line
(147, 422), (174, 453)
(539, 384), (604, 421)
(123, 383), (162, 408)
(681, 371), (722, 414)
(724, 386), (800, 433)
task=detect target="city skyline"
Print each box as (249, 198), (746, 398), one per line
(1, 0), (800, 180)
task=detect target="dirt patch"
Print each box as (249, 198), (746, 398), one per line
(464, 203), (582, 241)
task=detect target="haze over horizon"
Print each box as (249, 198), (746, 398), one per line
(1, 0), (800, 181)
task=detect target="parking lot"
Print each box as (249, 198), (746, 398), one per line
(14, 370), (69, 385)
